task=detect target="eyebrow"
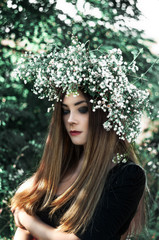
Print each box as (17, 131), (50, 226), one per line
(62, 100), (87, 107)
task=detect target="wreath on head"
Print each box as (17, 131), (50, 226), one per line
(15, 36), (151, 142)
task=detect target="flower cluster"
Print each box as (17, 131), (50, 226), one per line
(112, 153), (128, 164)
(15, 36), (150, 142)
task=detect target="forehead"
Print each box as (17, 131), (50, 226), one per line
(62, 92), (87, 105)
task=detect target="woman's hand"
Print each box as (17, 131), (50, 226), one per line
(12, 207), (26, 230)
(12, 208), (34, 239)
(14, 227), (34, 240)
(12, 208), (79, 240)
(12, 208), (37, 232)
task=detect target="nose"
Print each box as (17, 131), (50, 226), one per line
(68, 111), (78, 125)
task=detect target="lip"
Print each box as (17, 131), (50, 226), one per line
(70, 131), (82, 136)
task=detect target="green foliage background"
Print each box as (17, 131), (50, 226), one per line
(0, 0), (159, 239)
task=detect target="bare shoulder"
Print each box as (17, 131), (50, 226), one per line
(17, 175), (35, 193)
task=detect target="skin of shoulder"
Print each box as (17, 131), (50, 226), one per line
(16, 175), (35, 194)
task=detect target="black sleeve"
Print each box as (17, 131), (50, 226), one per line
(76, 163), (146, 240)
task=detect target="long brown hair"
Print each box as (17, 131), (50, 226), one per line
(11, 92), (146, 238)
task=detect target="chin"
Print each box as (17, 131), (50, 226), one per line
(71, 138), (87, 146)
(72, 141), (86, 146)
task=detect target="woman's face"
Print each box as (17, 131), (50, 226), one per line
(62, 91), (89, 146)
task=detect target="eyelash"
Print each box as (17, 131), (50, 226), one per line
(79, 106), (88, 114)
(62, 107), (88, 115)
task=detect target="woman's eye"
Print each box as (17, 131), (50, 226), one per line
(62, 109), (70, 115)
(79, 106), (88, 114)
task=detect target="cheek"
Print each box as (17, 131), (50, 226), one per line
(63, 116), (68, 129)
(83, 115), (89, 130)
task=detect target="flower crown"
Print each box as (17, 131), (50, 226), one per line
(15, 36), (150, 142)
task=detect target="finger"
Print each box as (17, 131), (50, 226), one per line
(11, 207), (15, 214)
(13, 209), (26, 229)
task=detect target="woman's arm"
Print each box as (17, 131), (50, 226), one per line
(14, 227), (33, 240)
(14, 209), (80, 240)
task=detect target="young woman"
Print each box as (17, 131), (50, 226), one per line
(11, 37), (149, 240)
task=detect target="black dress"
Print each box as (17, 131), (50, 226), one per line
(37, 161), (146, 240)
